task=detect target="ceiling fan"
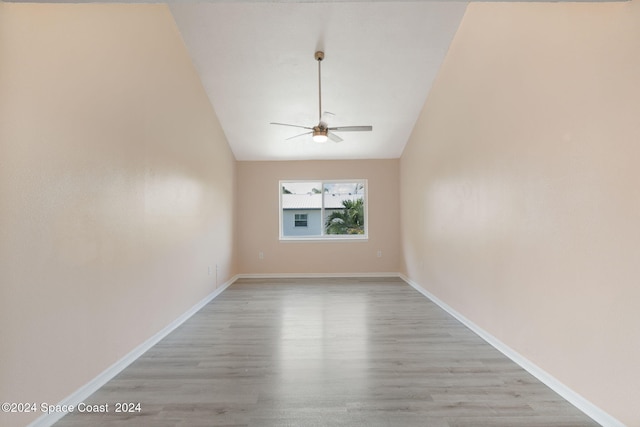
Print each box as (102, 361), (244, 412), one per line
(270, 51), (373, 143)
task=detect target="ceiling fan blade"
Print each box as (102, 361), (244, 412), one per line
(328, 126), (373, 132)
(285, 131), (313, 141)
(320, 111), (335, 124)
(270, 122), (313, 130)
(327, 131), (343, 143)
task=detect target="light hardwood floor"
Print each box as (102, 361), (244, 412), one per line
(55, 277), (599, 426)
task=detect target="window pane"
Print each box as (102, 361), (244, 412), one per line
(323, 182), (365, 235)
(281, 182), (322, 236)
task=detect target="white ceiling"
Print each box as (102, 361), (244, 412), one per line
(169, 2), (468, 161)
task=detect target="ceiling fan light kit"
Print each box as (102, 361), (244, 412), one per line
(270, 51), (372, 143)
(312, 127), (328, 143)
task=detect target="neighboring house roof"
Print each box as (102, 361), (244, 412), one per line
(282, 193), (363, 210)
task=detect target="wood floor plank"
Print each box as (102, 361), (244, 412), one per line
(54, 277), (599, 426)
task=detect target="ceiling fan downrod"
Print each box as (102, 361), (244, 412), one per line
(315, 51), (324, 123)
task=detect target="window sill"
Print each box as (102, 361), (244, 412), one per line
(280, 236), (369, 243)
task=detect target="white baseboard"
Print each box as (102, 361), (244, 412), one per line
(399, 273), (624, 427)
(27, 275), (239, 427)
(236, 272), (400, 279)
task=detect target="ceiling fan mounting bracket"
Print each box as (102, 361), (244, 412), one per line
(314, 51), (324, 61)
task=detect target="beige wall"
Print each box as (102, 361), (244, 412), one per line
(2, 1), (638, 426)
(400, 1), (640, 425)
(0, 4), (236, 426)
(237, 160), (400, 275)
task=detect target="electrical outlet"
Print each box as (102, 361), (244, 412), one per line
(208, 266), (211, 276)
(377, 250), (382, 258)
(259, 251), (264, 260)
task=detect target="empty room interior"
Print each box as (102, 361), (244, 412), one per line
(1, 0), (639, 426)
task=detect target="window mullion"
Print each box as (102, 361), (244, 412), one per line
(320, 181), (325, 236)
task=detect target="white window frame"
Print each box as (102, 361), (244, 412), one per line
(279, 179), (368, 241)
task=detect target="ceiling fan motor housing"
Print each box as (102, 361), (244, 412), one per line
(313, 126), (328, 135)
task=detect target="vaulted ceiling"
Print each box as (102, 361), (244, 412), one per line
(7, 0), (615, 161)
(169, 2), (468, 160)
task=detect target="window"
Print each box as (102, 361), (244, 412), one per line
(280, 180), (367, 240)
(294, 214), (308, 227)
